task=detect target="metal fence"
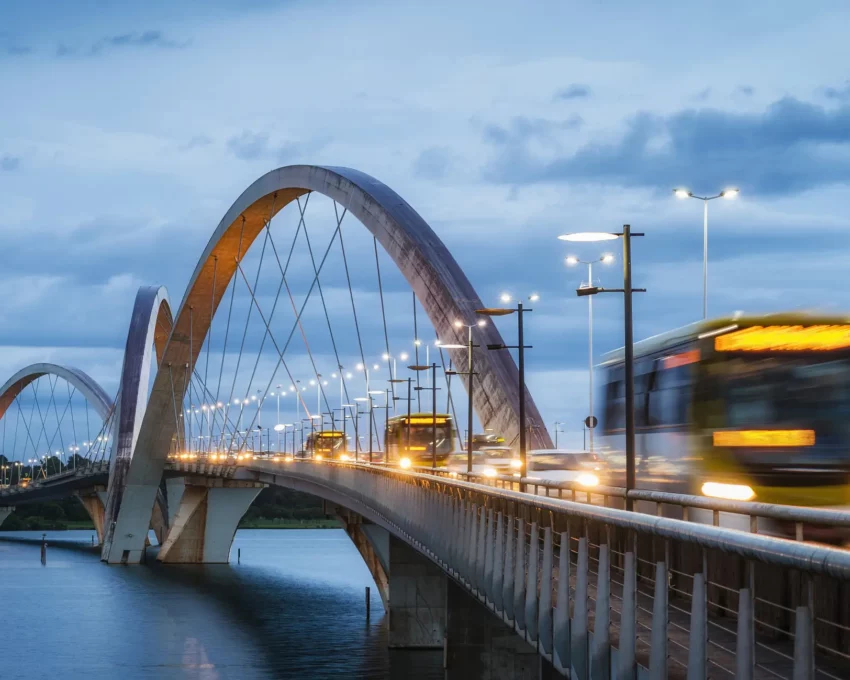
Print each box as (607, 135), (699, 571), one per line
(251, 460), (850, 680)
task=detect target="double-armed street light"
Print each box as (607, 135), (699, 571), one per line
(673, 187), (739, 318)
(440, 318), (486, 474)
(565, 253), (615, 453)
(476, 293), (538, 487)
(408, 362), (440, 469)
(559, 227), (645, 509)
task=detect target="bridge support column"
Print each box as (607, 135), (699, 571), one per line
(76, 487), (107, 545)
(388, 535), (446, 649)
(157, 477), (264, 564)
(0, 506), (13, 528)
(445, 579), (546, 680)
(338, 511), (390, 608)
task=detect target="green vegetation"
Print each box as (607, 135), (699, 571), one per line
(0, 482), (333, 532)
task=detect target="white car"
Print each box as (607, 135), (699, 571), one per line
(525, 449), (605, 488)
(447, 446), (523, 478)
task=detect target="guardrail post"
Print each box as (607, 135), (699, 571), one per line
(618, 543), (636, 680)
(513, 517), (527, 634)
(554, 530), (571, 674)
(453, 499), (464, 575)
(793, 576), (814, 680)
(736, 584), (754, 680)
(469, 504), (480, 592)
(503, 515), (515, 624)
(592, 543), (611, 680)
(477, 504), (487, 595)
(649, 560), (668, 680)
(461, 502), (472, 584)
(484, 508), (495, 604)
(539, 526), (554, 658)
(493, 512), (505, 613)
(573, 536), (589, 680)
(686, 571), (707, 680)
(525, 521), (539, 644)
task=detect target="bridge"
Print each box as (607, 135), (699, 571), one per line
(1, 164), (849, 679)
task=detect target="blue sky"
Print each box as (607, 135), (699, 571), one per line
(2, 0), (850, 449)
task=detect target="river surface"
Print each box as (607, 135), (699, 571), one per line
(0, 529), (443, 679)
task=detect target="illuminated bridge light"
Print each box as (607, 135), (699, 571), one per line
(713, 430), (816, 448)
(714, 325), (850, 352)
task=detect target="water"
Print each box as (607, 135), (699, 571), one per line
(0, 529), (443, 679)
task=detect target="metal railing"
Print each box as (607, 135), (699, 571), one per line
(246, 459), (850, 679)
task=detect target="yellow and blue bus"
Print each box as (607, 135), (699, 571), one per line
(385, 413), (456, 468)
(598, 313), (850, 509)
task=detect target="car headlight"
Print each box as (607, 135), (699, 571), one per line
(510, 459), (522, 469)
(701, 481), (755, 501)
(339, 453), (350, 461)
(482, 467), (497, 478)
(399, 457), (412, 469)
(315, 454), (323, 461)
(576, 473), (599, 487)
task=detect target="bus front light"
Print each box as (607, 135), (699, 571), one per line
(701, 482), (755, 501)
(482, 467), (497, 478)
(399, 457), (412, 469)
(510, 458), (522, 469)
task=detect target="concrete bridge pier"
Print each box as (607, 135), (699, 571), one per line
(75, 487), (107, 544)
(157, 477), (264, 563)
(0, 506), (13, 527)
(445, 579), (551, 679)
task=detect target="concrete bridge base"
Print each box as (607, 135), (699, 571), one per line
(157, 477), (264, 563)
(445, 580), (551, 679)
(0, 506), (13, 527)
(76, 487), (107, 544)
(338, 511), (390, 607)
(388, 536), (447, 649)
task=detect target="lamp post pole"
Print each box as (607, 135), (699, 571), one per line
(431, 363), (438, 470)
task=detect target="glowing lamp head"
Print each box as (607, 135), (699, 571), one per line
(399, 352), (409, 361)
(674, 188), (691, 199)
(558, 232), (618, 242)
(453, 320), (463, 329)
(372, 364), (379, 370)
(565, 256), (579, 266)
(273, 424), (285, 432)
(721, 188), (739, 199)
(476, 319), (486, 327)
(356, 363), (364, 371)
(382, 353), (390, 360)
(500, 293), (512, 303)
(601, 254), (615, 264)
(529, 293), (540, 302)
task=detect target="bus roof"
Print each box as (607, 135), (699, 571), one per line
(599, 311), (850, 366)
(387, 412), (453, 424)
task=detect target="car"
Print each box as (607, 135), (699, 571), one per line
(525, 449), (606, 488)
(447, 446), (523, 478)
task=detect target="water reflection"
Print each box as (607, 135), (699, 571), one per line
(0, 530), (442, 679)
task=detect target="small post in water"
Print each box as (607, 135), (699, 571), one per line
(238, 547), (241, 564)
(40, 534), (47, 565)
(365, 586), (371, 621)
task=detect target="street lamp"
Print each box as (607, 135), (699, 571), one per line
(559, 226), (645, 509)
(408, 363), (440, 469)
(565, 253), (614, 453)
(445, 318), (485, 473)
(673, 187), (739, 318)
(553, 421), (564, 448)
(476, 294), (536, 488)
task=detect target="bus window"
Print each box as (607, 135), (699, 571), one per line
(648, 361), (692, 428)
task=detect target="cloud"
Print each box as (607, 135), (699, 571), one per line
(824, 80), (850, 101)
(553, 84), (591, 101)
(693, 88), (711, 102)
(225, 130), (326, 163)
(483, 115), (583, 147)
(181, 135), (214, 151)
(483, 96), (850, 195)
(56, 30), (189, 58)
(413, 146), (451, 180)
(1, 155), (20, 171)
(735, 85), (755, 97)
(3, 45), (31, 56)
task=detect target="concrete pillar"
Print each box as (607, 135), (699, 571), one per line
(76, 487), (107, 544)
(339, 513), (390, 608)
(157, 478), (263, 563)
(0, 506), (13, 527)
(388, 535), (446, 649)
(445, 579), (548, 680)
(165, 477), (186, 527)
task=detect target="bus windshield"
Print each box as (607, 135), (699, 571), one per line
(722, 356), (850, 451)
(408, 425), (454, 455)
(309, 433), (346, 453)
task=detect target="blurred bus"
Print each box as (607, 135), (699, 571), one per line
(598, 313), (850, 509)
(304, 430), (347, 460)
(385, 413), (455, 468)
(469, 433), (506, 451)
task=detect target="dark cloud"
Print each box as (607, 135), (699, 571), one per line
(182, 135), (214, 151)
(554, 84), (591, 101)
(56, 30), (189, 57)
(483, 115), (583, 147)
(3, 45), (31, 56)
(693, 88), (711, 102)
(1, 155), (20, 171)
(735, 85), (755, 97)
(226, 130), (327, 163)
(824, 80), (850, 101)
(412, 146), (451, 180)
(483, 96), (850, 195)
